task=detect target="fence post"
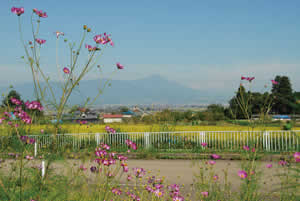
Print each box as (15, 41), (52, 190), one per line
(200, 131), (206, 149)
(95, 133), (100, 145)
(34, 141), (37, 157)
(263, 131), (270, 151)
(41, 160), (45, 178)
(144, 132), (150, 149)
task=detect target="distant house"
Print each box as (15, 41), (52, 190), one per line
(102, 114), (123, 123)
(68, 111), (99, 123)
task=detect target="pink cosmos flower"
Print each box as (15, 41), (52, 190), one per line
(85, 44), (96, 51)
(145, 185), (153, 193)
(55, 31), (64, 38)
(35, 38), (46, 45)
(246, 77), (255, 82)
(266, 164), (272, 168)
(0, 118), (4, 124)
(238, 170), (248, 179)
(109, 128), (116, 134)
(63, 67), (70, 74)
(79, 165), (87, 171)
(131, 142), (137, 150)
(133, 167), (146, 178)
(126, 192), (140, 201)
(154, 189), (164, 197)
(208, 160), (216, 165)
(93, 33), (112, 45)
(11, 7), (24, 16)
(243, 145), (250, 151)
(4, 112), (11, 118)
(25, 101), (43, 111)
(127, 174), (132, 181)
(293, 152), (300, 162)
(118, 155), (128, 161)
(211, 154), (220, 159)
(169, 184), (180, 193)
(105, 125), (110, 131)
(123, 165), (129, 172)
(201, 192), (209, 197)
(125, 139), (133, 146)
(102, 144), (110, 150)
(112, 188), (122, 195)
(271, 80), (278, 85)
(201, 142), (207, 147)
(26, 155), (34, 160)
(173, 196), (185, 201)
(251, 148), (256, 153)
(116, 62), (124, 70)
(213, 175), (219, 181)
(41, 129), (44, 133)
(241, 76), (255, 82)
(125, 139), (137, 150)
(11, 98), (22, 105)
(33, 8), (48, 18)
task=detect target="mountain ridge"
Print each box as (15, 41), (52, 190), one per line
(0, 75), (230, 105)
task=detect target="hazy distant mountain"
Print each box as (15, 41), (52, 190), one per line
(0, 75), (230, 105)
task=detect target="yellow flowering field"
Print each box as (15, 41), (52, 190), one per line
(1, 123), (298, 135)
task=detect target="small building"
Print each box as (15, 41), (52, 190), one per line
(102, 114), (123, 123)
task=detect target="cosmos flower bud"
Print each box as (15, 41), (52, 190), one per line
(83, 25), (87, 30)
(87, 28), (91, 32)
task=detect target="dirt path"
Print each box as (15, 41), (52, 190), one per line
(0, 159), (288, 194)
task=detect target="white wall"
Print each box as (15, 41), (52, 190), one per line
(103, 118), (122, 123)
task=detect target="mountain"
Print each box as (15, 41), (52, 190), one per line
(0, 75), (230, 105)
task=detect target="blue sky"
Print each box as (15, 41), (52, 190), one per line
(1, 0), (300, 97)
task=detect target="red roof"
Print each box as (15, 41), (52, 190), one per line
(103, 114), (123, 118)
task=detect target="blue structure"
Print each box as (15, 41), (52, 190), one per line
(50, 119), (63, 124)
(122, 110), (135, 115)
(10, 112), (16, 120)
(272, 115), (291, 120)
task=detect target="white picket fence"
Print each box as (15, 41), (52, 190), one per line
(24, 130), (300, 152)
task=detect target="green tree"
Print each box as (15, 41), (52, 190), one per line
(291, 92), (300, 114)
(206, 104), (225, 121)
(2, 89), (22, 107)
(183, 110), (195, 121)
(271, 76), (295, 114)
(228, 85), (251, 119)
(119, 106), (129, 113)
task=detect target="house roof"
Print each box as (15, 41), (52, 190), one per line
(103, 114), (123, 118)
